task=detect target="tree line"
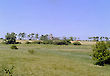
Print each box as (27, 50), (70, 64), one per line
(88, 36), (110, 41)
(2, 32), (80, 44)
(3, 32), (79, 41)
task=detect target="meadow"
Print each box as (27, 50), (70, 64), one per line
(0, 43), (110, 76)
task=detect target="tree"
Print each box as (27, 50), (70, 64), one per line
(63, 37), (67, 40)
(96, 36), (99, 41)
(105, 37), (109, 41)
(5, 32), (17, 44)
(30, 33), (35, 40)
(40, 34), (49, 41)
(28, 34), (31, 40)
(92, 37), (97, 41)
(100, 37), (103, 41)
(102, 37), (105, 39)
(69, 37), (73, 41)
(35, 34), (39, 40)
(28, 33), (35, 40)
(18, 32), (26, 40)
(88, 37), (93, 41)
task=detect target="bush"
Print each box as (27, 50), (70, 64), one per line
(28, 49), (35, 54)
(92, 41), (110, 66)
(53, 40), (68, 45)
(1, 41), (21, 44)
(25, 41), (31, 44)
(1, 65), (15, 76)
(106, 41), (110, 47)
(10, 45), (18, 49)
(42, 40), (53, 44)
(72, 41), (81, 45)
(15, 42), (21, 44)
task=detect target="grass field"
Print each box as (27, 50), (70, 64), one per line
(0, 44), (109, 76)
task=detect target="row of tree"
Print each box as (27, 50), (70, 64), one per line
(3, 32), (80, 44)
(3, 32), (80, 41)
(88, 37), (110, 41)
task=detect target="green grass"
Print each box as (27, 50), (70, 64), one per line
(0, 44), (109, 76)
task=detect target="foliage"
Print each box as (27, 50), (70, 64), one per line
(28, 49), (35, 54)
(42, 40), (53, 44)
(92, 41), (110, 66)
(35, 34), (39, 40)
(10, 45), (18, 49)
(88, 36), (110, 41)
(15, 42), (21, 44)
(69, 37), (73, 41)
(4, 32), (17, 44)
(106, 41), (110, 47)
(28, 33), (35, 40)
(40, 34), (49, 41)
(0, 65), (15, 76)
(53, 40), (69, 45)
(25, 41), (32, 44)
(25, 41), (43, 44)
(18, 32), (26, 40)
(72, 41), (81, 45)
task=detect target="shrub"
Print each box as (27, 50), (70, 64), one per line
(92, 41), (110, 66)
(53, 40), (68, 45)
(28, 49), (35, 54)
(10, 45), (18, 49)
(1, 65), (15, 76)
(72, 41), (81, 45)
(106, 41), (110, 47)
(42, 40), (53, 44)
(25, 41), (31, 44)
(15, 42), (21, 44)
(36, 41), (42, 44)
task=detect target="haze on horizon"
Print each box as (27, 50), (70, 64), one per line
(0, 0), (110, 39)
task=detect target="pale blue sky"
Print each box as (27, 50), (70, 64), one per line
(0, 0), (110, 39)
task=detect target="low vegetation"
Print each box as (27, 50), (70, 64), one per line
(1, 65), (15, 76)
(1, 32), (110, 75)
(25, 40), (70, 45)
(28, 49), (35, 54)
(10, 45), (18, 49)
(92, 41), (110, 66)
(72, 41), (81, 45)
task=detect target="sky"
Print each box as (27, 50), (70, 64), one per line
(0, 0), (110, 39)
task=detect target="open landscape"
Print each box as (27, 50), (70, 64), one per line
(1, 0), (110, 76)
(0, 42), (109, 76)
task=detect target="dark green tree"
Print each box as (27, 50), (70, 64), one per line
(35, 34), (39, 40)
(69, 37), (73, 41)
(100, 37), (103, 41)
(18, 32), (26, 40)
(28, 33), (35, 40)
(5, 32), (17, 44)
(96, 36), (99, 41)
(105, 37), (109, 41)
(40, 34), (49, 41)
